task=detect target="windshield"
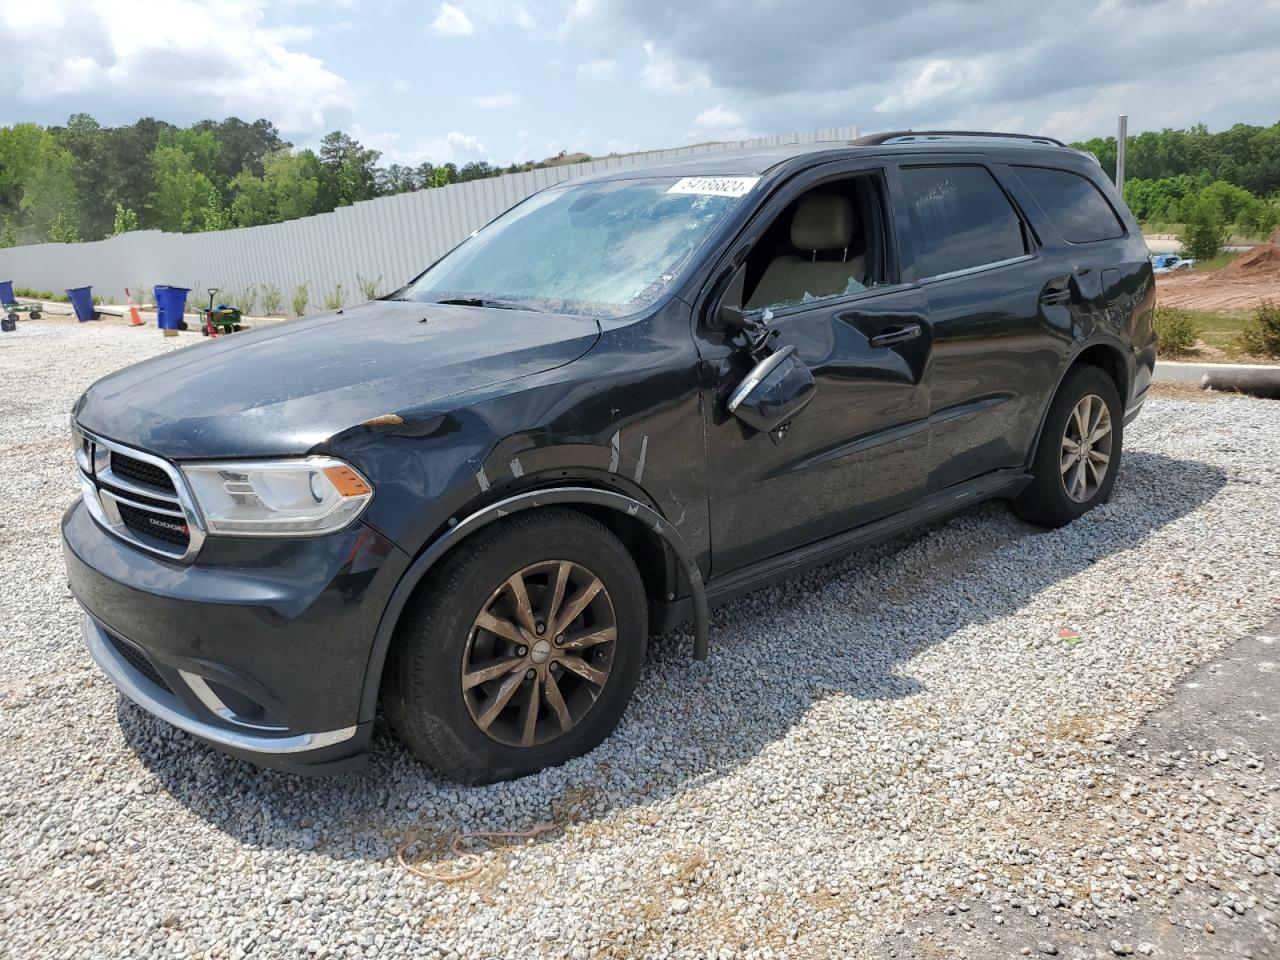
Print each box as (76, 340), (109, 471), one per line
(401, 176), (755, 317)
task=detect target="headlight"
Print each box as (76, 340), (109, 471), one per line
(180, 457), (373, 536)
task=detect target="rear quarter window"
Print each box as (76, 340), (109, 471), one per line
(1013, 165), (1125, 243)
(899, 165), (1027, 279)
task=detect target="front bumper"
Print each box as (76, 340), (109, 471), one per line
(62, 497), (411, 773)
(81, 614), (360, 758)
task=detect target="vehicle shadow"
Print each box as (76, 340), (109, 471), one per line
(121, 449), (1226, 865)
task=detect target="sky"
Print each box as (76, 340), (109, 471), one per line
(0, 0), (1278, 167)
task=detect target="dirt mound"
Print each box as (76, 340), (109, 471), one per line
(1218, 243), (1280, 279)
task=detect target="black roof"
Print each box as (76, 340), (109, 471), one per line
(578, 132), (1091, 182)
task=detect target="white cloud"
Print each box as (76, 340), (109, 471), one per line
(471, 91), (519, 109)
(361, 127), (493, 165)
(0, 0), (354, 134)
(391, 79), (411, 94)
(429, 0), (536, 34)
(640, 41), (709, 93)
(692, 104), (742, 129)
(576, 58), (618, 81)
(874, 58), (986, 114)
(429, 3), (474, 36)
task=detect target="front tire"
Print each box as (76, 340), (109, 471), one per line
(383, 508), (647, 784)
(1014, 365), (1123, 527)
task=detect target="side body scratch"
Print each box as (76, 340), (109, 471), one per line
(633, 435), (649, 483)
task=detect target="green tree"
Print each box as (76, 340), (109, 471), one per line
(264, 149), (321, 221)
(1179, 198), (1227, 261)
(46, 212), (80, 243)
(150, 144), (217, 232)
(0, 124), (80, 241)
(228, 170), (275, 227)
(110, 203), (139, 236)
(1199, 180), (1255, 225)
(318, 131), (381, 208)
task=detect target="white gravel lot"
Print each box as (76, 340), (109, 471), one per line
(1, 320), (1278, 959)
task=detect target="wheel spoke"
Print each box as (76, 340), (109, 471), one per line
(1087, 448), (1110, 465)
(552, 577), (604, 635)
(474, 610), (526, 647)
(505, 573), (537, 634)
(1062, 436), (1080, 454)
(475, 671), (525, 730)
(560, 625), (616, 651)
(557, 654), (608, 687)
(1086, 458), (1104, 487)
(518, 675), (540, 747)
(1086, 395), (1104, 435)
(1088, 422), (1112, 446)
(462, 657), (525, 690)
(546, 561), (571, 628)
(1067, 461), (1085, 501)
(1073, 397), (1090, 442)
(1060, 451), (1075, 475)
(543, 673), (573, 731)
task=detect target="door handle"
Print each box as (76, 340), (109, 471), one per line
(1040, 276), (1073, 305)
(869, 323), (922, 348)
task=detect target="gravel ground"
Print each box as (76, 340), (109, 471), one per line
(1, 320), (1278, 959)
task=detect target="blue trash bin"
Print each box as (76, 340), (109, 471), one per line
(0, 280), (14, 305)
(66, 287), (96, 322)
(155, 286), (190, 330)
(154, 284), (170, 328)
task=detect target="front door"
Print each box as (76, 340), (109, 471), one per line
(695, 165), (934, 576)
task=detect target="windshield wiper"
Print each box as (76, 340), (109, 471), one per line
(431, 297), (522, 310)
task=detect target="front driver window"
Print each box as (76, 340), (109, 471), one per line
(742, 175), (888, 313)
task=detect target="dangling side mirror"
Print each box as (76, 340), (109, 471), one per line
(713, 263), (750, 333)
(727, 345), (816, 434)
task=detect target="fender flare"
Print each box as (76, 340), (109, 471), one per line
(358, 486), (710, 722)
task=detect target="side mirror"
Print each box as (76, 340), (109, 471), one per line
(714, 263), (750, 332)
(727, 345), (816, 434)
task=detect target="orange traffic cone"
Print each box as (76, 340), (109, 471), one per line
(124, 287), (144, 326)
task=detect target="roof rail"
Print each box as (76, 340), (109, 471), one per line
(855, 130), (1067, 148)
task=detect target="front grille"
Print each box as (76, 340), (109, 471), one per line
(117, 502), (191, 547)
(74, 428), (201, 560)
(105, 632), (171, 693)
(109, 453), (176, 493)
(97, 481), (178, 512)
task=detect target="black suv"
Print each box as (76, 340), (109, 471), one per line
(63, 132), (1156, 783)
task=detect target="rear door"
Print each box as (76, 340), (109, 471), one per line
(889, 158), (1066, 493)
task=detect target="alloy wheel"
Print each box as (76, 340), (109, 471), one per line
(1060, 393), (1113, 503)
(461, 560), (617, 748)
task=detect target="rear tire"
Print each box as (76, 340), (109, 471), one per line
(1014, 365), (1123, 527)
(383, 508), (647, 784)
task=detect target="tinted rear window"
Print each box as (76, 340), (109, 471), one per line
(899, 165), (1027, 279)
(1014, 165), (1125, 243)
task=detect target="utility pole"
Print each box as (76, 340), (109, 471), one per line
(1116, 114), (1128, 193)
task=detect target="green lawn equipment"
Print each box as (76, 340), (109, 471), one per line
(201, 288), (244, 338)
(2, 302), (41, 333)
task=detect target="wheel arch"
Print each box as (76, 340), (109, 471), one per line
(357, 486), (710, 724)
(1025, 337), (1129, 471)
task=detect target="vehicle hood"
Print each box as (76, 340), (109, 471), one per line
(73, 300), (600, 459)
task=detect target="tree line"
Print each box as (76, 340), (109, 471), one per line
(1071, 121), (1280, 250)
(0, 113), (587, 246)
(1, 114), (1277, 247)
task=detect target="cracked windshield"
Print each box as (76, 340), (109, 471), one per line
(403, 177), (750, 317)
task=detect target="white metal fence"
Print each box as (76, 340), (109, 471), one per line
(0, 125), (858, 313)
